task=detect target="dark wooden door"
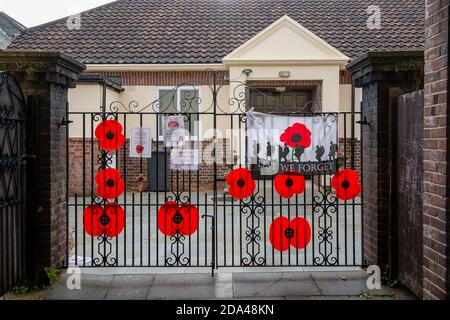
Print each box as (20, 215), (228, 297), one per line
(250, 88), (313, 113)
(392, 90), (423, 297)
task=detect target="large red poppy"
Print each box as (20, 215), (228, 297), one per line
(95, 168), (125, 199)
(95, 120), (125, 152)
(280, 123), (312, 149)
(269, 217), (311, 252)
(84, 203), (125, 237)
(157, 201), (199, 236)
(274, 173), (306, 199)
(331, 169), (361, 201)
(226, 168), (256, 200)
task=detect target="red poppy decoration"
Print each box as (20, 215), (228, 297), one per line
(269, 217), (311, 252)
(95, 168), (125, 199)
(280, 123), (312, 149)
(157, 201), (199, 236)
(274, 173), (306, 199)
(331, 169), (361, 201)
(84, 203), (125, 238)
(95, 120), (125, 152)
(226, 168), (256, 200)
(136, 144), (144, 154)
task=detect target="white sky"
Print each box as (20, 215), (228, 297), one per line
(0, 0), (116, 27)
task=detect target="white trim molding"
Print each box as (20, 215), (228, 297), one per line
(223, 15), (349, 67)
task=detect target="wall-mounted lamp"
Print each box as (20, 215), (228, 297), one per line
(275, 87), (287, 93)
(242, 69), (253, 77)
(279, 71), (291, 78)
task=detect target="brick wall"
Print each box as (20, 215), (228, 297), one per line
(338, 138), (361, 174)
(0, 52), (85, 283)
(99, 71), (229, 86)
(68, 138), (230, 195)
(423, 0), (449, 300)
(348, 52), (424, 270)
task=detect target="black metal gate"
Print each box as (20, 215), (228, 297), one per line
(0, 72), (27, 296)
(66, 72), (363, 272)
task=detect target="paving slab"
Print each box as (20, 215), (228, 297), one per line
(232, 272), (320, 298)
(310, 271), (394, 296)
(105, 275), (154, 300)
(147, 274), (215, 300)
(44, 274), (114, 300)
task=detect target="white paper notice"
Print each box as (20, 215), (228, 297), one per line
(163, 115), (185, 147)
(170, 148), (199, 171)
(130, 128), (152, 158)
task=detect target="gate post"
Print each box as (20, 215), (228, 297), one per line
(0, 52), (85, 283)
(347, 52), (423, 271)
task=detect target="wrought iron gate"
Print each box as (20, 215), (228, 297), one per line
(66, 72), (363, 272)
(0, 72), (27, 296)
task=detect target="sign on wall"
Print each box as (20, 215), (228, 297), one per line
(247, 111), (338, 175)
(163, 115), (185, 147)
(130, 128), (152, 158)
(170, 148), (199, 171)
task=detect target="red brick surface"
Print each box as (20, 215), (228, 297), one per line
(423, 0), (449, 300)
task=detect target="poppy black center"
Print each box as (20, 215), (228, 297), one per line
(291, 134), (302, 143)
(173, 212), (183, 225)
(237, 179), (246, 187)
(285, 228), (295, 239)
(106, 179), (115, 187)
(106, 131), (115, 140)
(99, 214), (110, 226)
(341, 180), (350, 189)
(285, 178), (294, 187)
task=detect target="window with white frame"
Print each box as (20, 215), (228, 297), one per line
(157, 87), (200, 139)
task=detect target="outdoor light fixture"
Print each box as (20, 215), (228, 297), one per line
(275, 87), (287, 93)
(279, 71), (291, 78)
(242, 69), (253, 77)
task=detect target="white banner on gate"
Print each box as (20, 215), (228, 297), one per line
(246, 111), (339, 175)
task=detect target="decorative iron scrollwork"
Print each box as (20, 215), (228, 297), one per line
(313, 187), (338, 266)
(240, 194), (266, 266)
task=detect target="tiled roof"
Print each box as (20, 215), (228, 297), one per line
(0, 12), (26, 37)
(7, 0), (424, 64)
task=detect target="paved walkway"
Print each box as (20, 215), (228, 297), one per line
(36, 270), (414, 300)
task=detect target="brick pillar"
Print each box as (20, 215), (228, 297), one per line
(0, 52), (85, 282)
(423, 0), (449, 300)
(347, 52), (424, 269)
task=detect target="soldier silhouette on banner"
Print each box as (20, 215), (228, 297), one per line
(315, 145), (325, 162)
(329, 141), (338, 160)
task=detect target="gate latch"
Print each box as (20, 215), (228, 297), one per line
(356, 117), (371, 127)
(22, 154), (37, 161)
(59, 117), (73, 127)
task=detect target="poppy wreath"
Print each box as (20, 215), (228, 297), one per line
(95, 120), (125, 152)
(331, 169), (361, 201)
(84, 203), (125, 237)
(274, 173), (306, 199)
(226, 168), (256, 200)
(95, 168), (125, 199)
(157, 201), (199, 236)
(280, 123), (312, 149)
(269, 216), (311, 252)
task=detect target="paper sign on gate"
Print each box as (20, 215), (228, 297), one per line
(170, 148), (199, 171)
(130, 128), (152, 158)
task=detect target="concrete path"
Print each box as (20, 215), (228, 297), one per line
(40, 270), (415, 300)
